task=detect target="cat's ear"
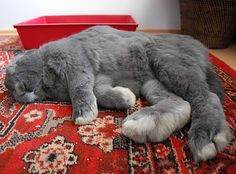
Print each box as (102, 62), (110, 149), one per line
(42, 66), (57, 87)
(6, 64), (17, 75)
(15, 82), (26, 96)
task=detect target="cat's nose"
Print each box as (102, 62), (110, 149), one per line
(33, 96), (41, 102)
(25, 92), (41, 103)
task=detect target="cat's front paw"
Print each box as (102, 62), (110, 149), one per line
(73, 95), (98, 125)
(189, 120), (232, 162)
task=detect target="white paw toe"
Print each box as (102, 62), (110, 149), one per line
(213, 132), (229, 151)
(122, 117), (155, 143)
(196, 143), (217, 161)
(213, 127), (232, 152)
(74, 104), (98, 125)
(113, 87), (136, 107)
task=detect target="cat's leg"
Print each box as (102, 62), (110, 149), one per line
(122, 79), (191, 142)
(36, 43), (99, 125)
(155, 63), (232, 162)
(94, 74), (136, 110)
(206, 69), (224, 102)
(68, 70), (98, 125)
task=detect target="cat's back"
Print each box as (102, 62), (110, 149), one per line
(151, 33), (210, 73)
(73, 26), (155, 69)
(69, 26), (154, 49)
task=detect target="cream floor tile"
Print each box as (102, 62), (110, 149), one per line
(210, 43), (236, 71)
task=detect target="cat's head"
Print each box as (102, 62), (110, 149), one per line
(5, 49), (43, 103)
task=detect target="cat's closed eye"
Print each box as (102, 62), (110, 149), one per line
(15, 81), (26, 96)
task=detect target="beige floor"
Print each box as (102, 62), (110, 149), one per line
(210, 43), (236, 71)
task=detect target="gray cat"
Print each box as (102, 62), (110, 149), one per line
(5, 26), (231, 162)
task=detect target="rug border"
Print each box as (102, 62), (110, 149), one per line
(209, 53), (236, 80)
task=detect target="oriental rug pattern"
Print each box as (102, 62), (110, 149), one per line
(0, 37), (235, 174)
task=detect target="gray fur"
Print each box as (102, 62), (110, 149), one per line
(4, 26), (231, 162)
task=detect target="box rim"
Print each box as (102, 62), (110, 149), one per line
(13, 15), (139, 28)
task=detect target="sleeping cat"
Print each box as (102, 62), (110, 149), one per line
(5, 26), (231, 162)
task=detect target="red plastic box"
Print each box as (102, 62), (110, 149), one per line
(14, 15), (138, 49)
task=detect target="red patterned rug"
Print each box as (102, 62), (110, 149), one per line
(0, 37), (235, 174)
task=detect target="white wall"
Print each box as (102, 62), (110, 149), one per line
(0, 0), (180, 30)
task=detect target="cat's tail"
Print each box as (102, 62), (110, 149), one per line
(206, 68), (224, 103)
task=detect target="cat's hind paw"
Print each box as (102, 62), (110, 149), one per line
(189, 122), (232, 162)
